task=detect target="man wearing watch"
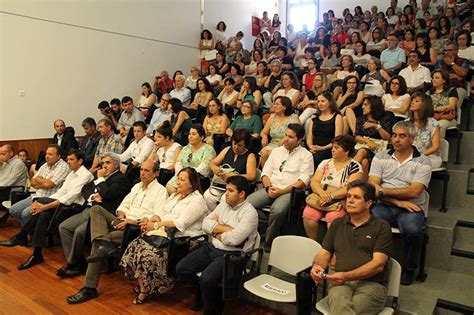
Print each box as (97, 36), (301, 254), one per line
(434, 41), (469, 88)
(66, 159), (167, 304)
(247, 124), (313, 247)
(368, 121), (432, 286)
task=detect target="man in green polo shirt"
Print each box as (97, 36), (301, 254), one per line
(311, 180), (393, 315)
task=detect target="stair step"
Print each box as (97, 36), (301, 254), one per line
(435, 298), (474, 314)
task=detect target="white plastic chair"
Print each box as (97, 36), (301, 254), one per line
(244, 235), (322, 303)
(315, 258), (402, 315)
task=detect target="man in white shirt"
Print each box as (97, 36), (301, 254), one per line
(247, 124), (314, 245)
(399, 50), (432, 94)
(119, 121), (154, 171)
(146, 94), (172, 137)
(66, 159), (167, 304)
(176, 176), (258, 315)
(170, 74), (191, 108)
(9, 144), (69, 225)
(0, 149), (94, 270)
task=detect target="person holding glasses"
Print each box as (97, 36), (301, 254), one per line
(247, 124), (313, 248)
(166, 124), (216, 194)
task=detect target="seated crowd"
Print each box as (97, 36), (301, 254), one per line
(0, 1), (473, 314)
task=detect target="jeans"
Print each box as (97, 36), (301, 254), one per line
(9, 196), (33, 225)
(372, 202), (425, 271)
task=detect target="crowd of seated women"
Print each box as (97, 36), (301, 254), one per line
(2, 1), (473, 310)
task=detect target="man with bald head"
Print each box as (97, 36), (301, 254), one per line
(0, 144), (28, 222)
(9, 144), (69, 225)
(170, 74), (191, 107)
(67, 159), (167, 304)
(57, 152), (131, 278)
(52, 119), (78, 157)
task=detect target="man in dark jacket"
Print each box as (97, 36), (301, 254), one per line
(56, 152), (131, 277)
(52, 119), (78, 157)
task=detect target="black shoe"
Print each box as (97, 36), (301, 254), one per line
(0, 236), (28, 247)
(17, 254), (44, 270)
(67, 287), (98, 304)
(62, 263), (87, 278)
(401, 270), (415, 286)
(0, 212), (9, 223)
(86, 241), (117, 263)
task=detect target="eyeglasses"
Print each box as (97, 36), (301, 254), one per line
(187, 153), (193, 163)
(390, 81), (400, 85)
(161, 152), (166, 162)
(279, 160), (286, 172)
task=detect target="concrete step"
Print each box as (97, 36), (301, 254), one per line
(453, 224), (474, 248)
(447, 130), (474, 165)
(428, 167), (474, 209)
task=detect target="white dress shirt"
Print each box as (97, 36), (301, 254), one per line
(399, 64), (431, 89)
(116, 179), (168, 221)
(49, 165), (93, 205)
(261, 145), (314, 189)
(119, 136), (154, 165)
(202, 199), (258, 252)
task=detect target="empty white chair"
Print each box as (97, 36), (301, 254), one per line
(244, 235), (321, 303)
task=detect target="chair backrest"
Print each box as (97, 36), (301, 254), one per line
(250, 232), (261, 262)
(440, 138), (449, 164)
(386, 258), (402, 299)
(456, 88), (467, 125)
(268, 235), (321, 276)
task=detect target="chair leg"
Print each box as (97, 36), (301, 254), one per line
(439, 174), (449, 213)
(416, 233), (429, 282)
(191, 285), (203, 311)
(455, 132), (462, 165)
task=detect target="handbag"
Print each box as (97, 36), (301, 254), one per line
(305, 185), (342, 212)
(209, 164), (235, 196)
(354, 137), (388, 153)
(141, 226), (176, 249)
(434, 110), (455, 121)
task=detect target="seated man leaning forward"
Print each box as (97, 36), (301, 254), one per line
(176, 176), (258, 315)
(56, 152), (131, 278)
(66, 159), (168, 304)
(311, 180), (393, 315)
(369, 121), (432, 286)
(247, 123), (313, 247)
(0, 149), (93, 270)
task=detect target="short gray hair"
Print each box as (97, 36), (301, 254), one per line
(103, 152), (121, 166)
(175, 74), (185, 81)
(392, 121), (417, 137)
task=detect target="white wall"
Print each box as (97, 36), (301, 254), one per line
(0, 0), (201, 140)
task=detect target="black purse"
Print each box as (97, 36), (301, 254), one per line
(141, 226), (177, 249)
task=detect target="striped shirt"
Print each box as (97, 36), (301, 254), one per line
(34, 159), (70, 198)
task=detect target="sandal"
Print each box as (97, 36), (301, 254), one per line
(133, 291), (150, 305)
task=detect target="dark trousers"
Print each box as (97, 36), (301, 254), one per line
(20, 203), (82, 248)
(0, 188), (10, 212)
(372, 202), (425, 271)
(176, 242), (233, 315)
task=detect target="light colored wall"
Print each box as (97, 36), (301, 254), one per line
(0, 0), (201, 140)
